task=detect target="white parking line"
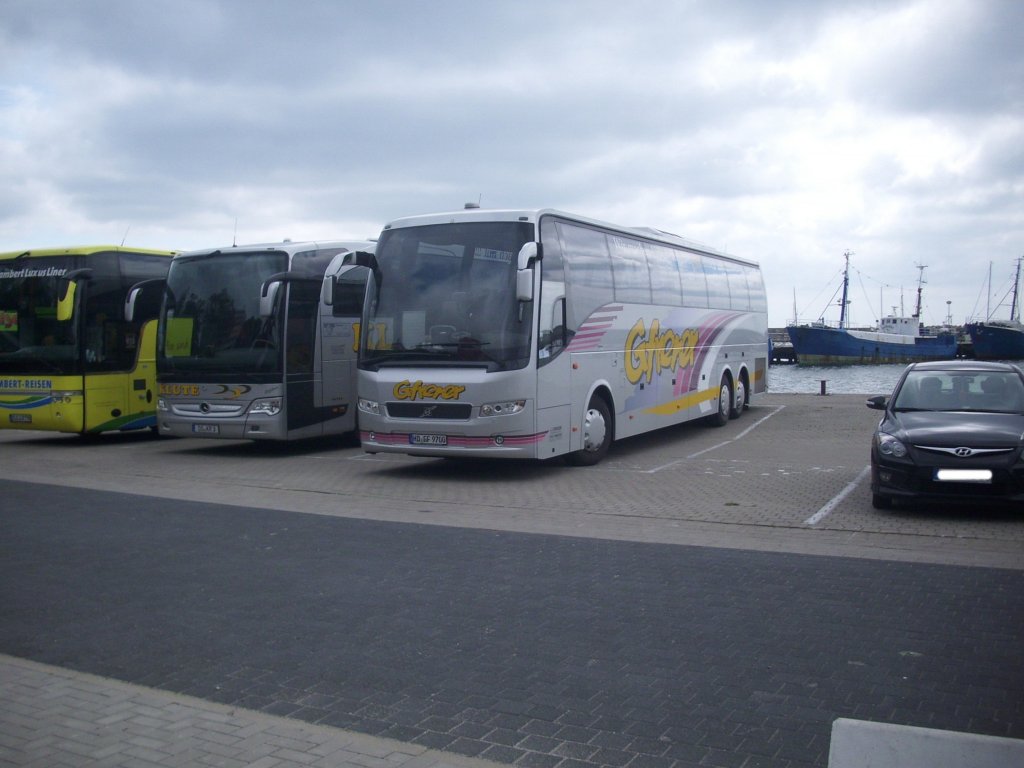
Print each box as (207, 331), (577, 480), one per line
(804, 464), (871, 525)
(644, 405), (787, 473)
(734, 405), (786, 440)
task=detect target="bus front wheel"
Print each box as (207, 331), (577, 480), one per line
(567, 396), (611, 466)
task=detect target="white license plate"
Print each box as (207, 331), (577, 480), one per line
(9, 414), (31, 424)
(192, 424), (220, 434)
(410, 433), (447, 446)
(935, 468), (992, 483)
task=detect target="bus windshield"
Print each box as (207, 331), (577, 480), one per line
(159, 250), (288, 375)
(0, 256), (81, 375)
(362, 221), (534, 372)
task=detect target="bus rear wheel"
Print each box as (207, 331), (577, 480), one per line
(708, 377), (731, 427)
(567, 396), (611, 466)
(730, 377), (746, 419)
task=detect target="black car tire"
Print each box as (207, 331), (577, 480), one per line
(871, 492), (893, 510)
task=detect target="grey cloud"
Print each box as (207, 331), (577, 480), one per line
(2, 0), (1021, 326)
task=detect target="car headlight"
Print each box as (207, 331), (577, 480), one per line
(876, 433), (908, 458)
(480, 399), (526, 417)
(358, 397), (380, 415)
(248, 398), (282, 416)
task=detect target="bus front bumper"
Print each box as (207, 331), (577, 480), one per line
(360, 429), (549, 459)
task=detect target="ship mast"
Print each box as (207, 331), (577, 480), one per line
(1012, 256), (1022, 324)
(913, 262), (927, 321)
(838, 250), (851, 329)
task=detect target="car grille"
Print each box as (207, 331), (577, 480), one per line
(916, 445), (1014, 459)
(385, 402), (473, 419)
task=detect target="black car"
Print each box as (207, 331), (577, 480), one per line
(866, 360), (1024, 509)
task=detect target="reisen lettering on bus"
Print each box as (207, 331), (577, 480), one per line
(1, 378), (53, 389)
(393, 380), (466, 401)
(625, 318), (700, 385)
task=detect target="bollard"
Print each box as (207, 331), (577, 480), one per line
(820, 379), (827, 396)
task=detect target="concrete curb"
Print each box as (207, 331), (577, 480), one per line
(828, 717), (1024, 768)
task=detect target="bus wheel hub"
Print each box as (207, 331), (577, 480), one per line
(582, 408), (607, 451)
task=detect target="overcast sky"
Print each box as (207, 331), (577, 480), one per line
(2, 0), (1022, 327)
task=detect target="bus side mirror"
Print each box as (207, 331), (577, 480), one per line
(516, 270), (534, 302)
(516, 242), (539, 302)
(259, 280), (282, 318)
(125, 285), (140, 322)
(57, 281), (77, 322)
(56, 268), (94, 321)
(124, 278), (167, 323)
(322, 264), (369, 314)
(343, 250), (378, 269)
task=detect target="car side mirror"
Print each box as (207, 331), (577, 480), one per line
(866, 395), (887, 410)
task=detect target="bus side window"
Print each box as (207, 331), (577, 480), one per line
(557, 221), (614, 332)
(539, 218), (568, 364)
(539, 296), (568, 360)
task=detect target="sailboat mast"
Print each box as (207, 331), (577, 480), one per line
(839, 250), (851, 329)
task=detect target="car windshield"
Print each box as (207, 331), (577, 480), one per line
(893, 370), (1024, 413)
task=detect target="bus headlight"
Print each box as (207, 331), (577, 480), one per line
(157, 398), (168, 412)
(248, 398), (282, 416)
(358, 397), (380, 415)
(480, 399), (526, 417)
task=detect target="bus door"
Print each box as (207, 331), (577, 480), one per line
(535, 280), (572, 457)
(318, 265), (368, 423)
(79, 266), (155, 432)
(118, 278), (167, 431)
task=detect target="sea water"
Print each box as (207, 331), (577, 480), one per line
(769, 363), (907, 395)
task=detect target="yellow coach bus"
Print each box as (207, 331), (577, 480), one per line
(0, 245), (175, 435)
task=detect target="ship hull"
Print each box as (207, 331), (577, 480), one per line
(966, 322), (1024, 360)
(786, 325), (957, 366)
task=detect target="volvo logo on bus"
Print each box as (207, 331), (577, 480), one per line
(200, 402), (211, 414)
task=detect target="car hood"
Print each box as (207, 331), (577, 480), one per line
(887, 411), (1024, 448)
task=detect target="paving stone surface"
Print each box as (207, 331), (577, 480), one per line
(2, 395), (1021, 570)
(2, 481), (1023, 768)
(0, 653), (504, 768)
